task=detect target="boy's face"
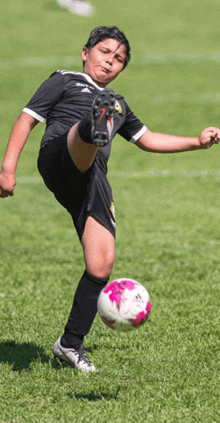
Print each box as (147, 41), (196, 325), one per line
(81, 38), (127, 87)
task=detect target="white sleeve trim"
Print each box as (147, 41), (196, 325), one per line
(130, 125), (148, 143)
(22, 107), (45, 123)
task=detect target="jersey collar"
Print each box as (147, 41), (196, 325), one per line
(81, 72), (105, 90)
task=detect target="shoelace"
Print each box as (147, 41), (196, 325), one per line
(78, 345), (93, 367)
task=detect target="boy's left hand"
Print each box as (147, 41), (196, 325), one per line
(199, 127), (220, 148)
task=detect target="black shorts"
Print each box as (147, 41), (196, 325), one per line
(37, 134), (116, 240)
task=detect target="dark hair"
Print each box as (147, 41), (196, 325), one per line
(84, 26), (130, 69)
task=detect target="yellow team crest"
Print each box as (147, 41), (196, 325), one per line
(114, 100), (122, 114)
(110, 201), (116, 221)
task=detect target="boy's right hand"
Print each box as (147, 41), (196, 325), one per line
(0, 171), (16, 198)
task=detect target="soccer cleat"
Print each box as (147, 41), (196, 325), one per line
(53, 337), (96, 372)
(92, 89), (115, 147)
(56, 0), (94, 16)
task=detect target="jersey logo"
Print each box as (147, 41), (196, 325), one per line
(114, 100), (122, 114)
(81, 87), (92, 93)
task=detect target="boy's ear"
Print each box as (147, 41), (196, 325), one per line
(81, 46), (89, 61)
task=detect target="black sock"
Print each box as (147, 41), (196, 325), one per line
(78, 115), (93, 144)
(61, 270), (109, 350)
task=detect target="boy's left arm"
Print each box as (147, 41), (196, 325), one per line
(135, 127), (220, 153)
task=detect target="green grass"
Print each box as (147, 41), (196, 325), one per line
(1, 0), (220, 421)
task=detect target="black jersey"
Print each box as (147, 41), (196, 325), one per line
(23, 70), (147, 163)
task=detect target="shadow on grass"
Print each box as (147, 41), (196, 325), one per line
(68, 387), (120, 401)
(0, 340), (50, 371)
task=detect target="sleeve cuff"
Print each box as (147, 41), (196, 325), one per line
(22, 107), (45, 123)
(130, 125), (148, 143)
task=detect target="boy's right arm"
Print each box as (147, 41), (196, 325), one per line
(0, 112), (38, 198)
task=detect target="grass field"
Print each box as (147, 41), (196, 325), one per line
(1, 0), (220, 421)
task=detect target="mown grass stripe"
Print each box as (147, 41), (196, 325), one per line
(1, 51), (220, 69)
(16, 169), (220, 183)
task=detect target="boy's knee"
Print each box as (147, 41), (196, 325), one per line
(87, 251), (115, 279)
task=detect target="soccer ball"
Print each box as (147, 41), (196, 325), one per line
(97, 278), (151, 332)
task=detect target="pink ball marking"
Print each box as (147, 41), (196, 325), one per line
(104, 279), (136, 308)
(146, 300), (152, 317)
(130, 301), (152, 328)
(100, 315), (116, 330)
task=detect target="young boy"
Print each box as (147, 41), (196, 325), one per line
(0, 26), (219, 372)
